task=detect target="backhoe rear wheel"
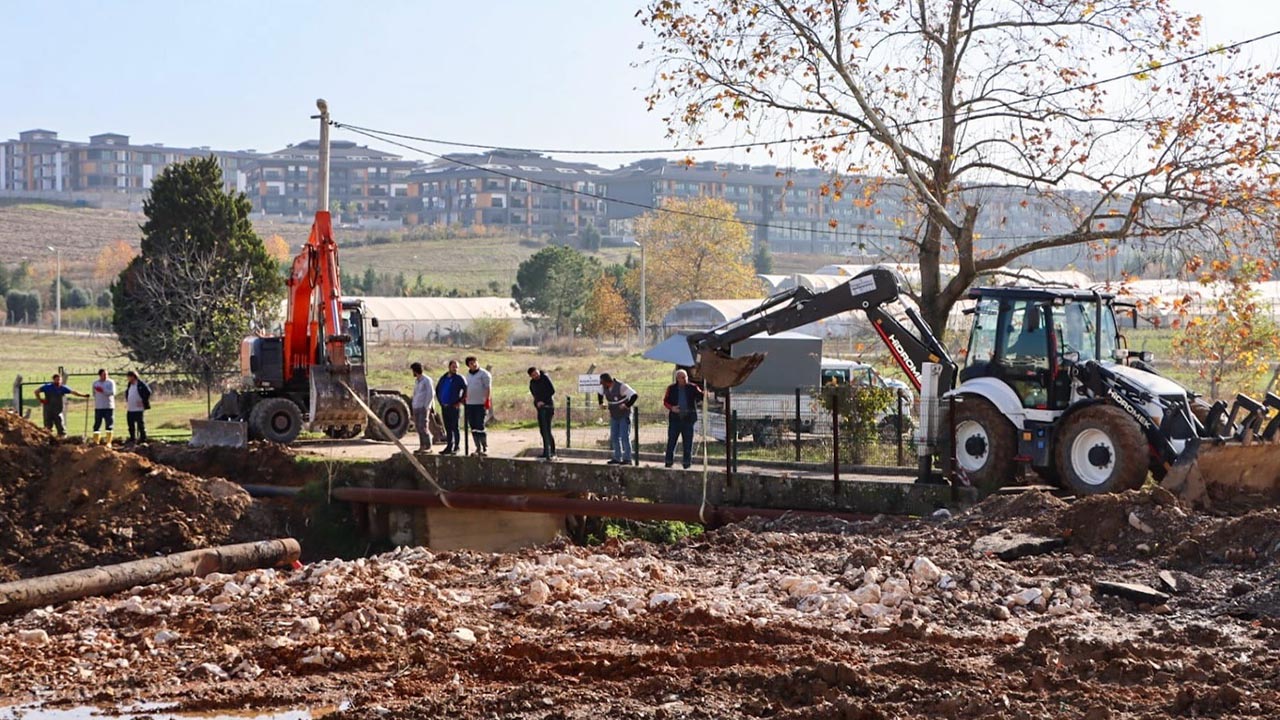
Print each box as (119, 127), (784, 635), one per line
(952, 396), (1017, 495)
(1055, 404), (1148, 495)
(249, 397), (303, 445)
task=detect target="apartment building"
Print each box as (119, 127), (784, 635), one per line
(0, 129), (255, 196)
(405, 151), (609, 238)
(244, 139), (416, 220)
(0, 130), (78, 192)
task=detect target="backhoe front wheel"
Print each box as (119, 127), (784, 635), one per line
(249, 397), (303, 444)
(1055, 404), (1148, 495)
(952, 396), (1017, 494)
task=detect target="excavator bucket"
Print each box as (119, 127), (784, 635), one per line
(310, 364), (369, 429)
(699, 350), (767, 389)
(1161, 439), (1280, 508)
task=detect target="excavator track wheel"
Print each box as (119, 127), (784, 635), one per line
(952, 396), (1017, 495)
(1055, 404), (1148, 495)
(249, 397), (304, 445)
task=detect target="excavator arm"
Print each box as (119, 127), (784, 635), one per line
(282, 211), (350, 382)
(688, 268), (958, 392)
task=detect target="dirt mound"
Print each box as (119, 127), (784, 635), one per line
(139, 441), (314, 487)
(970, 488), (1070, 523)
(0, 413), (268, 582)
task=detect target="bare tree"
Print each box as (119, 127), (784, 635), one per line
(641, 0), (1280, 335)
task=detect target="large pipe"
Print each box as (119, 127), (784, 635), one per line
(330, 486), (871, 526)
(0, 539), (301, 617)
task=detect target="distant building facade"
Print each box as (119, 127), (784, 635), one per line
(405, 151), (609, 239)
(0, 129), (255, 196)
(604, 159), (907, 254)
(244, 139), (417, 221)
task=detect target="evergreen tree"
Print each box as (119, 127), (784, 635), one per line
(112, 156), (283, 381)
(513, 245), (602, 334)
(753, 241), (774, 274)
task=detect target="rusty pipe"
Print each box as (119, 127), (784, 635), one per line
(329, 486), (872, 526)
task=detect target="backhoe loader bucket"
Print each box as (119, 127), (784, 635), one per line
(310, 365), (369, 428)
(1161, 439), (1280, 508)
(698, 349), (766, 389)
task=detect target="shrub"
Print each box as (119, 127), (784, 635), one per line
(817, 383), (894, 464)
(468, 316), (515, 349)
(5, 290), (40, 324)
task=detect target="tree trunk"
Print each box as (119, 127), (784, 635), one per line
(0, 538), (301, 617)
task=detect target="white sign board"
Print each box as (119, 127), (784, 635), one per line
(578, 374), (602, 394)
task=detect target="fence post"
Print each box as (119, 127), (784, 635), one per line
(896, 390), (905, 467)
(565, 397), (571, 449)
(832, 389), (840, 487)
(730, 409), (739, 476)
(633, 404), (640, 466)
(724, 388), (733, 484)
(463, 411), (470, 456)
(794, 386), (802, 462)
(12, 375), (23, 414)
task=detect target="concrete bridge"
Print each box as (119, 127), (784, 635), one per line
(330, 449), (974, 552)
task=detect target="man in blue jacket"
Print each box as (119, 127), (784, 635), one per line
(436, 359), (467, 455)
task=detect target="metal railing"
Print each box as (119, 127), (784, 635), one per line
(545, 382), (917, 477)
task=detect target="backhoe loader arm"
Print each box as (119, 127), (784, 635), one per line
(688, 268), (957, 391)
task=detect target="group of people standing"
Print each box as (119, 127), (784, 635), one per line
(405, 361), (708, 469)
(410, 356), (492, 456)
(34, 369), (152, 445)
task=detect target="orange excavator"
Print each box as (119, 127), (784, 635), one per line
(197, 100), (410, 445)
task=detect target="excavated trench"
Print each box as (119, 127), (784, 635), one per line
(3, 411), (1280, 718)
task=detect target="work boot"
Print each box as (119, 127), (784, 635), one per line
(104, 431), (114, 446)
(92, 431), (101, 445)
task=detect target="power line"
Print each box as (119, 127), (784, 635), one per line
(335, 28), (1280, 157)
(336, 122), (1064, 245)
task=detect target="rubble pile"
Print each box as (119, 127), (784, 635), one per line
(2, 407), (1280, 717)
(1, 485), (1280, 718)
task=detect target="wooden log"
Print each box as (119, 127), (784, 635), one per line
(0, 538), (301, 617)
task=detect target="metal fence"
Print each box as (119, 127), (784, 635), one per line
(11, 367), (236, 440)
(543, 381), (917, 473)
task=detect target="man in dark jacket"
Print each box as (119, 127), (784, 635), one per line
(123, 370), (152, 443)
(662, 369), (705, 469)
(436, 360), (467, 455)
(527, 366), (556, 460)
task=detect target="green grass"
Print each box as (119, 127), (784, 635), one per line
(341, 236), (638, 295)
(0, 329), (674, 439)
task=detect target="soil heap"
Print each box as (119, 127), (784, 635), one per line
(0, 411), (275, 582)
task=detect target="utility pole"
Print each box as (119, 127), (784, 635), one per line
(47, 245), (60, 331)
(639, 240), (646, 346)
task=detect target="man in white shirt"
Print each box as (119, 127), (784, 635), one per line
(464, 355), (493, 456)
(409, 362), (435, 452)
(91, 368), (116, 446)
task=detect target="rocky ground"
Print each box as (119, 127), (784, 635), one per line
(1, 411), (1279, 718)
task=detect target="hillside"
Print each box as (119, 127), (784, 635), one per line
(0, 203), (849, 297)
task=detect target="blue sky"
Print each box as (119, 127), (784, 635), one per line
(4, 0), (1278, 169)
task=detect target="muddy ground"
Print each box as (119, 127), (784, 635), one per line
(1, 411), (1280, 718)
